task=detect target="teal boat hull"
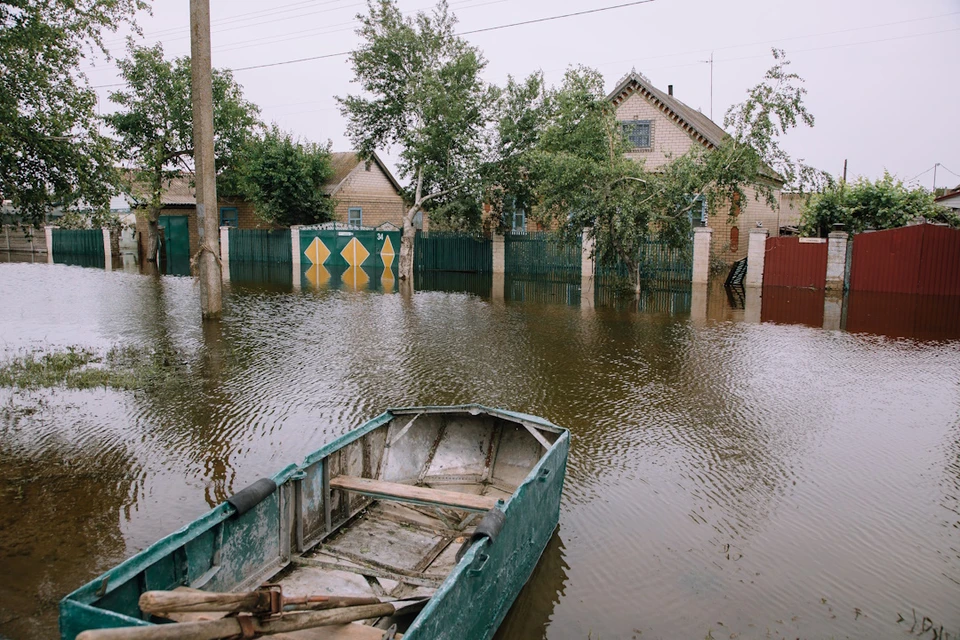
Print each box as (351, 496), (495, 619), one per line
(59, 405), (569, 640)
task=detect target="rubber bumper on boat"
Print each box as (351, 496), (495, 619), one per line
(227, 478), (278, 516)
(456, 507), (506, 562)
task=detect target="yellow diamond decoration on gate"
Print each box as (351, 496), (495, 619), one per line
(380, 235), (396, 270)
(341, 236), (370, 267)
(304, 237), (330, 265)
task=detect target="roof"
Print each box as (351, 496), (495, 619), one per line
(124, 150), (404, 206)
(324, 151), (404, 196)
(607, 71), (783, 183)
(934, 188), (960, 204)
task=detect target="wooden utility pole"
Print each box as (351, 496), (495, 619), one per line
(190, 0), (222, 320)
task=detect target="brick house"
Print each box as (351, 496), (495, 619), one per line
(608, 71), (784, 264)
(130, 151), (414, 259)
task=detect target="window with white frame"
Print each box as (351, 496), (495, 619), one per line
(348, 207), (362, 227)
(621, 120), (653, 150)
(689, 196), (707, 227)
(512, 208), (526, 232)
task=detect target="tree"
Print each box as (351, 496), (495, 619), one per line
(105, 42), (260, 260)
(799, 173), (957, 236)
(529, 50), (825, 291)
(339, 0), (493, 279)
(0, 0), (145, 226)
(234, 126), (336, 227)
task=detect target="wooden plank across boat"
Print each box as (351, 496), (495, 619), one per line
(59, 405), (569, 640)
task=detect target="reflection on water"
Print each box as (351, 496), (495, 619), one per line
(1, 262), (959, 639)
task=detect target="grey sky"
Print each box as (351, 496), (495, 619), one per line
(84, 0), (960, 191)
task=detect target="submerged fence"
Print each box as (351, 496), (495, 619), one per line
(228, 229), (292, 263)
(505, 231), (581, 277)
(414, 231), (492, 272)
(596, 237), (693, 288)
(51, 228), (105, 268)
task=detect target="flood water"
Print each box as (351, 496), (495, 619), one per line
(1, 257), (959, 639)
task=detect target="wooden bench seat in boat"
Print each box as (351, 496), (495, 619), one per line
(329, 475), (499, 513)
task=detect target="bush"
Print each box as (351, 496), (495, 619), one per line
(799, 173), (958, 236)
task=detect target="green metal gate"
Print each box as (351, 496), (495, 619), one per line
(298, 224), (401, 290)
(228, 228), (292, 263)
(158, 215), (191, 276)
(596, 236), (693, 288)
(504, 231), (580, 277)
(414, 231), (492, 272)
(51, 228), (104, 268)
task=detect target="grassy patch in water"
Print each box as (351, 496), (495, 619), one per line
(0, 345), (188, 392)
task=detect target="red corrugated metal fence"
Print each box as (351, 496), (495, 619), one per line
(763, 237), (828, 288)
(849, 224), (960, 295)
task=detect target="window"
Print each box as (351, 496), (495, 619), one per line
(348, 207), (362, 227)
(219, 207), (239, 227)
(621, 120), (653, 149)
(689, 196), (707, 227)
(512, 209), (526, 232)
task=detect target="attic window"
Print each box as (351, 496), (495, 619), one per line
(621, 120), (652, 150)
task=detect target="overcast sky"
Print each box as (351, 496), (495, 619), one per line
(82, 0), (960, 191)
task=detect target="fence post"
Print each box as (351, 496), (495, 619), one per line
(291, 226), (301, 291)
(825, 230), (849, 291)
(4, 225), (9, 251)
(45, 225), (56, 263)
(492, 233), (505, 274)
(692, 227), (712, 284)
(102, 227), (112, 270)
(580, 228), (595, 278)
(219, 226), (230, 282)
(745, 228), (769, 287)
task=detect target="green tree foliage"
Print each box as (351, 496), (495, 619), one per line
(799, 173), (957, 236)
(234, 126), (336, 227)
(339, 0), (493, 278)
(105, 42), (260, 259)
(525, 50), (824, 291)
(0, 0), (145, 226)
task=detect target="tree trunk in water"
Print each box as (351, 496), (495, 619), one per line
(398, 206), (418, 281)
(145, 218), (160, 262)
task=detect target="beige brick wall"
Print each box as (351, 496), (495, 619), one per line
(707, 186), (780, 264)
(615, 91), (695, 169)
(333, 162), (408, 228)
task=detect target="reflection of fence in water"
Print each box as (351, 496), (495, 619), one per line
(505, 232), (580, 277)
(595, 283), (693, 315)
(414, 270), (492, 297)
(506, 276), (581, 306)
(230, 260), (293, 287)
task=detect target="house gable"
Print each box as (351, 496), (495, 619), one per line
(328, 151), (408, 228)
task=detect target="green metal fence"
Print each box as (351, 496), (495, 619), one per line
(505, 231), (581, 277)
(52, 229), (104, 268)
(414, 231), (492, 272)
(228, 228), (292, 263)
(596, 236), (693, 287)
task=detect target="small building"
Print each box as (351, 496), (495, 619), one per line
(608, 71), (784, 264)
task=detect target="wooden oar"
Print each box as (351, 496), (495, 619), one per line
(75, 598), (428, 640)
(139, 589), (380, 615)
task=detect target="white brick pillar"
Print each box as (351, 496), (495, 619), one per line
(745, 228), (769, 287)
(692, 227), (712, 284)
(102, 227), (112, 270)
(825, 230), (849, 291)
(45, 225), (55, 263)
(492, 233), (505, 274)
(581, 228), (595, 278)
(290, 226), (301, 290)
(219, 226), (230, 283)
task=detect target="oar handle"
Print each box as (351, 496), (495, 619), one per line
(139, 590), (268, 614)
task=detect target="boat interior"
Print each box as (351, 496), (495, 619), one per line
(176, 409), (562, 639)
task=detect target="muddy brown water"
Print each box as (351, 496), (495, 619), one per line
(1, 259), (959, 639)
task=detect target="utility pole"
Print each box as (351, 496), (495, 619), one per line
(190, 0), (222, 320)
(842, 159), (847, 183)
(699, 52), (714, 119)
(933, 162), (939, 191)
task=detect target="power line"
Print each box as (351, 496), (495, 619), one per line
(939, 164), (960, 180)
(229, 0), (657, 72)
(907, 165), (937, 182)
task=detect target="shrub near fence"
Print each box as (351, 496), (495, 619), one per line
(229, 228), (292, 263)
(414, 231), (492, 272)
(505, 231), (580, 278)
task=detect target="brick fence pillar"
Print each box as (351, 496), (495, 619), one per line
(745, 228), (769, 287)
(45, 225), (56, 263)
(825, 230), (849, 291)
(492, 233), (505, 274)
(692, 227), (712, 284)
(219, 226), (230, 282)
(102, 227), (112, 270)
(581, 228), (595, 278)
